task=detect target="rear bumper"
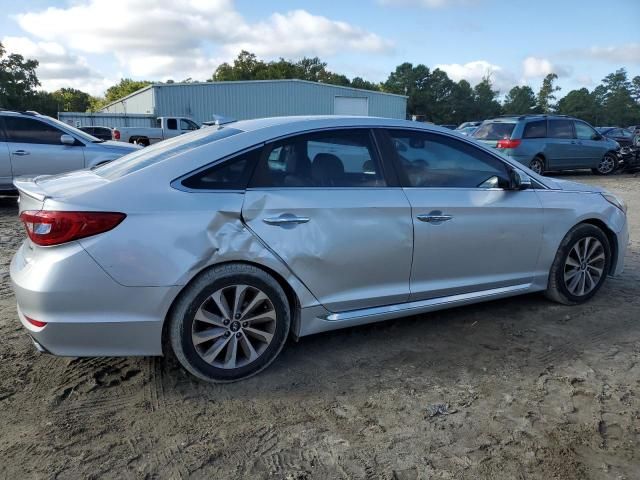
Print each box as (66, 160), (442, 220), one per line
(10, 240), (179, 356)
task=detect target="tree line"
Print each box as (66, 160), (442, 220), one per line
(2, 44), (639, 127)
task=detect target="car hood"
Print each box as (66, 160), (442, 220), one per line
(546, 177), (605, 193)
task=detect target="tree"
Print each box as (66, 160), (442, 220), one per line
(503, 86), (537, 115)
(473, 76), (502, 119)
(537, 73), (561, 113)
(103, 78), (152, 104)
(598, 68), (640, 126)
(51, 88), (92, 112)
(631, 75), (640, 103)
(0, 41), (40, 110)
(351, 77), (380, 91)
(556, 88), (600, 125)
(383, 62), (431, 118)
(448, 80), (476, 124)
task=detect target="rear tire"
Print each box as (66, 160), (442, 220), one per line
(592, 153), (617, 175)
(134, 138), (150, 147)
(545, 224), (611, 305)
(169, 263), (290, 383)
(529, 156), (545, 175)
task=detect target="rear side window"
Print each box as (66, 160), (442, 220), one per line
(250, 129), (385, 188)
(523, 120), (547, 138)
(180, 148), (261, 190)
(94, 127), (242, 180)
(167, 118), (177, 130)
(4, 117), (66, 145)
(548, 120), (574, 139)
(473, 122), (516, 140)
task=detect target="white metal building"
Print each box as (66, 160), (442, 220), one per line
(68, 80), (407, 126)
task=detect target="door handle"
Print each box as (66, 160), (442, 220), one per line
(263, 215), (310, 226)
(13, 150), (30, 156)
(417, 214), (453, 223)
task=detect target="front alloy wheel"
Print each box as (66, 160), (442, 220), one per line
(594, 153), (617, 175)
(563, 237), (605, 297)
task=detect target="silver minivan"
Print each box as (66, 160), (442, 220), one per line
(0, 110), (139, 192)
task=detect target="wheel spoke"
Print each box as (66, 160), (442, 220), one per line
(223, 335), (238, 368)
(565, 256), (580, 268)
(581, 238), (590, 260)
(243, 309), (276, 325)
(194, 308), (226, 327)
(239, 332), (259, 362)
(564, 268), (580, 282)
(571, 245), (583, 263)
(578, 272), (586, 296)
(202, 335), (231, 363)
(587, 264), (604, 276)
(240, 291), (268, 319)
(567, 270), (582, 294)
(211, 289), (232, 319)
(232, 285), (249, 319)
(192, 327), (226, 345)
(244, 327), (274, 344)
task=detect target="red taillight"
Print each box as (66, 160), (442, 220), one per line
(113, 129), (120, 140)
(25, 316), (47, 328)
(19, 211), (126, 246)
(496, 138), (521, 149)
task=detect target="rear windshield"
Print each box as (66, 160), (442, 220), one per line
(473, 122), (516, 140)
(94, 127), (242, 180)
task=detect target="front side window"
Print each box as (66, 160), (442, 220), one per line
(388, 130), (510, 188)
(548, 119), (574, 139)
(4, 117), (67, 145)
(181, 148), (260, 190)
(574, 121), (598, 140)
(250, 129), (385, 188)
(523, 120), (547, 138)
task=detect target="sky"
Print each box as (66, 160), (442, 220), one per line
(1, 0), (639, 97)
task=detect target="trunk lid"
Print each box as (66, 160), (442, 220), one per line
(13, 170), (110, 213)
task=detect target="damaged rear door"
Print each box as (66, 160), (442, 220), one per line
(242, 128), (413, 313)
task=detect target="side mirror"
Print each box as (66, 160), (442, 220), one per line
(592, 133), (603, 141)
(60, 134), (76, 146)
(509, 169), (532, 190)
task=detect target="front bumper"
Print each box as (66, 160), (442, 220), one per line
(10, 240), (179, 357)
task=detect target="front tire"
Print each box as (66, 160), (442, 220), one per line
(169, 264), (290, 383)
(592, 153), (618, 175)
(545, 224), (611, 305)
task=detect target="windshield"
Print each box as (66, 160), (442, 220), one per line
(93, 126), (243, 180)
(473, 122), (516, 140)
(45, 116), (103, 143)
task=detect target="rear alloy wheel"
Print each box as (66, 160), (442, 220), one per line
(169, 264), (290, 382)
(529, 156), (544, 175)
(593, 153), (617, 175)
(545, 224), (611, 305)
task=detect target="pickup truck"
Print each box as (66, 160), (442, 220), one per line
(113, 117), (200, 146)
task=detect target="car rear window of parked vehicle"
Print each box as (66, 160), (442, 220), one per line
(548, 119), (574, 139)
(250, 129), (386, 188)
(94, 127), (242, 180)
(387, 129), (510, 189)
(473, 122), (516, 140)
(523, 120), (547, 138)
(3, 117), (66, 145)
(180, 148), (261, 190)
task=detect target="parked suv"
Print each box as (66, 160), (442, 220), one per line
(0, 110), (139, 192)
(472, 115), (620, 175)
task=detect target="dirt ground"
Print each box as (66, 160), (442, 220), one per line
(0, 173), (639, 480)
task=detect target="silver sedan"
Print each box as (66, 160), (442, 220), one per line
(10, 116), (629, 382)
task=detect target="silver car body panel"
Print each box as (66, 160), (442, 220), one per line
(9, 116), (629, 356)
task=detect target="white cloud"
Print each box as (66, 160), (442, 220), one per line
(435, 60), (515, 92)
(14, 0), (392, 81)
(522, 56), (570, 79)
(1, 36), (112, 95)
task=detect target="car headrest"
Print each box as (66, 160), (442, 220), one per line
(312, 153), (344, 186)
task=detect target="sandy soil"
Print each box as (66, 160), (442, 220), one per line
(0, 173), (639, 480)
